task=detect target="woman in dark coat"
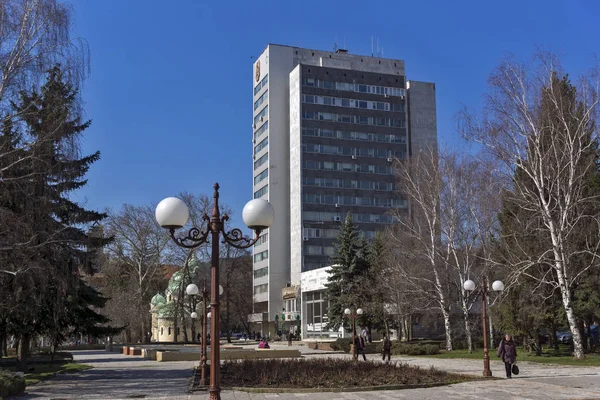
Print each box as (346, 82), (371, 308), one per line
(497, 334), (518, 378)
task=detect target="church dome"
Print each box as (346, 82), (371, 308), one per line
(150, 292), (166, 306)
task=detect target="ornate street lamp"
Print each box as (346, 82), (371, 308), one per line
(186, 283), (200, 341)
(156, 183), (274, 400)
(186, 281), (209, 386)
(463, 278), (504, 377)
(344, 307), (363, 360)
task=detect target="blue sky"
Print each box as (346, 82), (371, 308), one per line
(70, 0), (600, 225)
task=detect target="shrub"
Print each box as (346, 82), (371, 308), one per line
(330, 338), (352, 353)
(329, 338), (380, 354)
(391, 342), (440, 356)
(0, 370), (26, 398)
(208, 358), (469, 389)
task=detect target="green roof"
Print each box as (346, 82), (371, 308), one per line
(150, 292), (166, 306)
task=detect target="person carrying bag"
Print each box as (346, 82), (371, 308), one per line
(497, 333), (518, 378)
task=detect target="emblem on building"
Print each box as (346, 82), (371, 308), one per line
(255, 60), (261, 82)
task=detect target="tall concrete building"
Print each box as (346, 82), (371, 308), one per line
(249, 44), (437, 335)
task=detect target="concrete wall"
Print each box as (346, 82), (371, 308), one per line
(289, 65), (302, 287)
(407, 81), (438, 155)
(291, 46), (405, 75)
(155, 319), (201, 342)
(252, 45), (295, 326)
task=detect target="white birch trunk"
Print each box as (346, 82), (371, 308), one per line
(461, 296), (473, 352)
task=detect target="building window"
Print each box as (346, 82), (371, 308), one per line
(254, 90), (268, 110)
(302, 95), (399, 113)
(254, 267), (268, 278)
(254, 121), (268, 141)
(304, 290), (330, 335)
(254, 169), (268, 185)
(302, 160), (393, 176)
(302, 211), (397, 224)
(254, 74), (268, 95)
(254, 137), (268, 154)
(168, 327), (171, 335)
(302, 193), (401, 208)
(254, 185), (268, 199)
(254, 105), (268, 126)
(254, 233), (268, 247)
(302, 78), (406, 98)
(302, 111), (405, 128)
(254, 283), (268, 294)
(254, 153), (268, 170)
(254, 250), (269, 262)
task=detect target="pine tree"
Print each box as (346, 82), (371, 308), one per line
(2, 66), (112, 370)
(364, 232), (388, 337)
(324, 212), (370, 331)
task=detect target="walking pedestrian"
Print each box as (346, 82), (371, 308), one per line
(382, 333), (392, 362)
(497, 333), (518, 378)
(354, 334), (367, 361)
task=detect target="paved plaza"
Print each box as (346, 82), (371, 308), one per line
(15, 344), (600, 400)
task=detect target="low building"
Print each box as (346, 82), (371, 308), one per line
(149, 258), (202, 342)
(300, 266), (346, 340)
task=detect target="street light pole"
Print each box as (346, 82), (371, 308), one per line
(156, 183), (274, 400)
(344, 307), (363, 360)
(200, 279), (208, 387)
(481, 277), (491, 377)
(464, 278), (504, 378)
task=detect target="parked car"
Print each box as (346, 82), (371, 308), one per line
(556, 331), (573, 344)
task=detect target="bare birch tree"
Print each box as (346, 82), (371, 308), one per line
(439, 152), (479, 352)
(459, 53), (600, 359)
(440, 152), (506, 352)
(390, 147), (455, 350)
(0, 0), (89, 177)
(104, 204), (170, 342)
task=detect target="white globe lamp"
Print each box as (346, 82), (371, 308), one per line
(155, 197), (189, 229)
(242, 199), (275, 230)
(463, 280), (476, 291)
(186, 283), (199, 296)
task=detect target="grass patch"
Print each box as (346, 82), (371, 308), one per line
(423, 347), (600, 366)
(24, 362), (92, 384)
(193, 358), (475, 390)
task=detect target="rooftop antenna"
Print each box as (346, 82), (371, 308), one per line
(371, 36), (374, 57)
(382, 46), (384, 58)
(334, 35), (338, 52)
(343, 37), (346, 50)
(377, 38), (380, 57)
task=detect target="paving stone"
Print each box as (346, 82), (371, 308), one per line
(14, 345), (600, 400)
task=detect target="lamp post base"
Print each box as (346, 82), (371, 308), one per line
(198, 363), (210, 386)
(350, 344), (357, 360)
(209, 388), (221, 400)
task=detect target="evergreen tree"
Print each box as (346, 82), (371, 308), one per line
(1, 66), (112, 370)
(363, 232), (389, 338)
(324, 212), (370, 331)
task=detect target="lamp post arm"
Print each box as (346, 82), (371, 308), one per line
(221, 223), (262, 249)
(169, 215), (211, 248)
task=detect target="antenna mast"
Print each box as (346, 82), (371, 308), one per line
(371, 36), (374, 57)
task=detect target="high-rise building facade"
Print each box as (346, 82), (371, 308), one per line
(250, 44), (437, 334)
